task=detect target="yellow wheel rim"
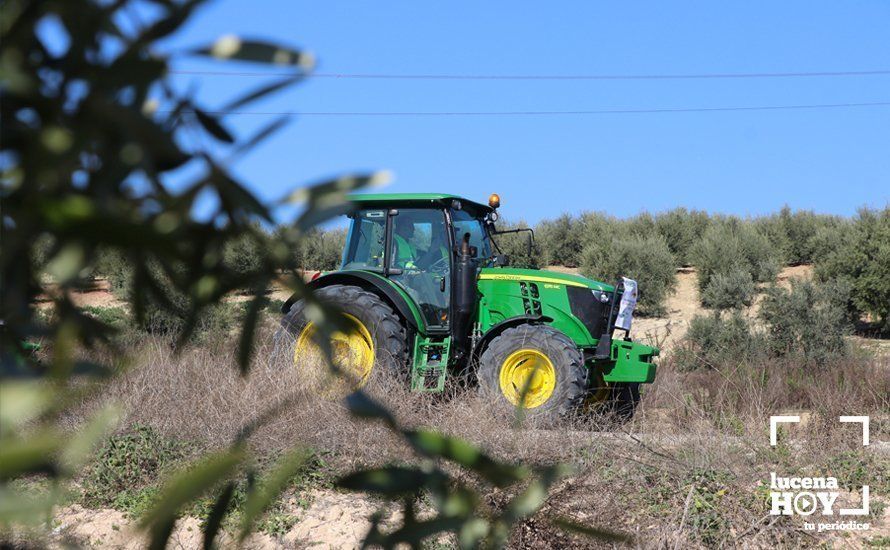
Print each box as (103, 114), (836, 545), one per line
(498, 349), (556, 409)
(584, 370), (611, 409)
(294, 313), (375, 387)
(587, 372), (612, 403)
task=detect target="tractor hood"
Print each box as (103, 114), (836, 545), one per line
(478, 268), (615, 292)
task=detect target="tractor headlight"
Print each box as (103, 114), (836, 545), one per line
(591, 290), (610, 303)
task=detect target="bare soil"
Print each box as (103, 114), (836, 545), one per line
(35, 272), (320, 310)
(51, 490), (400, 550)
(36, 278), (126, 309)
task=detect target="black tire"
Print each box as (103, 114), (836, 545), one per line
(609, 382), (641, 421)
(477, 325), (587, 419)
(275, 285), (408, 381)
(584, 373), (642, 423)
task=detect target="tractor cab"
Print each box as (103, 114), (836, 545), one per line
(340, 194), (494, 330)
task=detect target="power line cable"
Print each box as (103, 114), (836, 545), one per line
(169, 69), (890, 80)
(171, 101), (890, 117)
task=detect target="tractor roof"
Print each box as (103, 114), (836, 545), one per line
(348, 193), (493, 215)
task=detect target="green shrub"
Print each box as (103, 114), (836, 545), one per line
(223, 228), (269, 280)
(701, 268), (755, 311)
(690, 218), (780, 295)
(786, 210), (841, 265)
(98, 249), (133, 295)
(677, 278), (851, 370)
(578, 211), (620, 239)
(185, 450), (331, 534)
(685, 469), (734, 546)
(824, 451), (890, 494)
(33, 237), (137, 282)
(752, 215), (791, 266)
(85, 434), (329, 526)
(580, 232), (676, 316)
(815, 207), (890, 332)
(624, 212), (658, 239)
(295, 227), (347, 271)
(675, 311), (759, 371)
(536, 213), (583, 267)
(753, 207), (842, 266)
(808, 220), (849, 265)
(111, 486), (162, 519)
(104, 258), (243, 340)
(31, 234), (56, 273)
(83, 425), (186, 507)
(137, 301), (244, 342)
(653, 208), (711, 267)
(759, 278), (851, 362)
(81, 306), (130, 332)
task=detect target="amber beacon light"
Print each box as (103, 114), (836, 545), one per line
(488, 193), (501, 209)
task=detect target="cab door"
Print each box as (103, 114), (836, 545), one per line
(387, 208), (452, 328)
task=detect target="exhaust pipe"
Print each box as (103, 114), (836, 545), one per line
(451, 233), (478, 356)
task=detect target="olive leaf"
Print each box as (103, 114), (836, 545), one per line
(190, 36), (312, 68)
(193, 108), (235, 143)
(338, 466), (449, 497)
(141, 450), (245, 547)
(550, 517), (634, 545)
(202, 482), (236, 550)
(238, 448), (310, 541)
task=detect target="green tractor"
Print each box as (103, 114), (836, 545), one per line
(279, 193), (658, 420)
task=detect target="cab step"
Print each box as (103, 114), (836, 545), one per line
(410, 335), (450, 392)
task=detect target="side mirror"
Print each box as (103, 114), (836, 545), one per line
(493, 254), (509, 266)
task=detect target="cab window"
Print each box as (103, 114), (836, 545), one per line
(451, 209), (492, 260)
(342, 209), (387, 270)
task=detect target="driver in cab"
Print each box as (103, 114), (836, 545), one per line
(392, 214), (450, 324)
(417, 230), (450, 271)
(393, 216), (451, 271)
(392, 216), (419, 269)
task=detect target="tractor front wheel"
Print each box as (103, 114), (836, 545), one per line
(477, 325), (587, 420)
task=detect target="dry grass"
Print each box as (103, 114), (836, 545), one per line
(63, 320), (890, 548)
(68, 323), (631, 469)
(73, 325), (887, 457)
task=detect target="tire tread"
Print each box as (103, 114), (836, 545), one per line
(477, 324), (587, 418)
(276, 284), (408, 375)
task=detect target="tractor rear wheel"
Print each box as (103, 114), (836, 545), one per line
(477, 325), (587, 419)
(276, 285), (408, 390)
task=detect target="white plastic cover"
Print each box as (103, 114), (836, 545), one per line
(615, 277), (637, 331)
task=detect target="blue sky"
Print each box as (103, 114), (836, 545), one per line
(161, 1), (889, 224)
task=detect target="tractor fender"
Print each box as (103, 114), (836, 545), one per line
(472, 314), (554, 362)
(281, 271), (423, 332)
